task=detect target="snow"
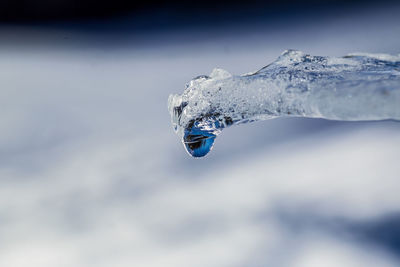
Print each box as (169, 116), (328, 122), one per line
(0, 3), (400, 267)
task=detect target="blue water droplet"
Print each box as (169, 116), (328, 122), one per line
(183, 127), (216, 157)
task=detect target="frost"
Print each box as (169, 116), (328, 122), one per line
(168, 50), (400, 157)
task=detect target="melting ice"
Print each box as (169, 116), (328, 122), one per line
(168, 50), (400, 157)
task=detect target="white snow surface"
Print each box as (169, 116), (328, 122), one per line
(1, 4), (400, 267)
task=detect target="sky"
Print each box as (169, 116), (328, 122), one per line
(0, 1), (399, 266)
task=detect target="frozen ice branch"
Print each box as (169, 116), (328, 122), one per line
(168, 50), (400, 157)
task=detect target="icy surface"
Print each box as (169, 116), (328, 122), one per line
(168, 50), (400, 157)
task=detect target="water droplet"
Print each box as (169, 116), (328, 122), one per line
(183, 127), (216, 157)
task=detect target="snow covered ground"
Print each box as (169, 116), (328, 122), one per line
(0, 4), (399, 267)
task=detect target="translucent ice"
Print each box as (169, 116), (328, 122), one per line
(168, 50), (400, 157)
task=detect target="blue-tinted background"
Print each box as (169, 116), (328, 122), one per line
(0, 1), (400, 266)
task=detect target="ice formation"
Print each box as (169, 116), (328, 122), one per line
(168, 50), (400, 157)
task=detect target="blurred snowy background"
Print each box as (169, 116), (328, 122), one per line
(0, 1), (400, 266)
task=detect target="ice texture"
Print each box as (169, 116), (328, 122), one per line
(168, 50), (400, 157)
